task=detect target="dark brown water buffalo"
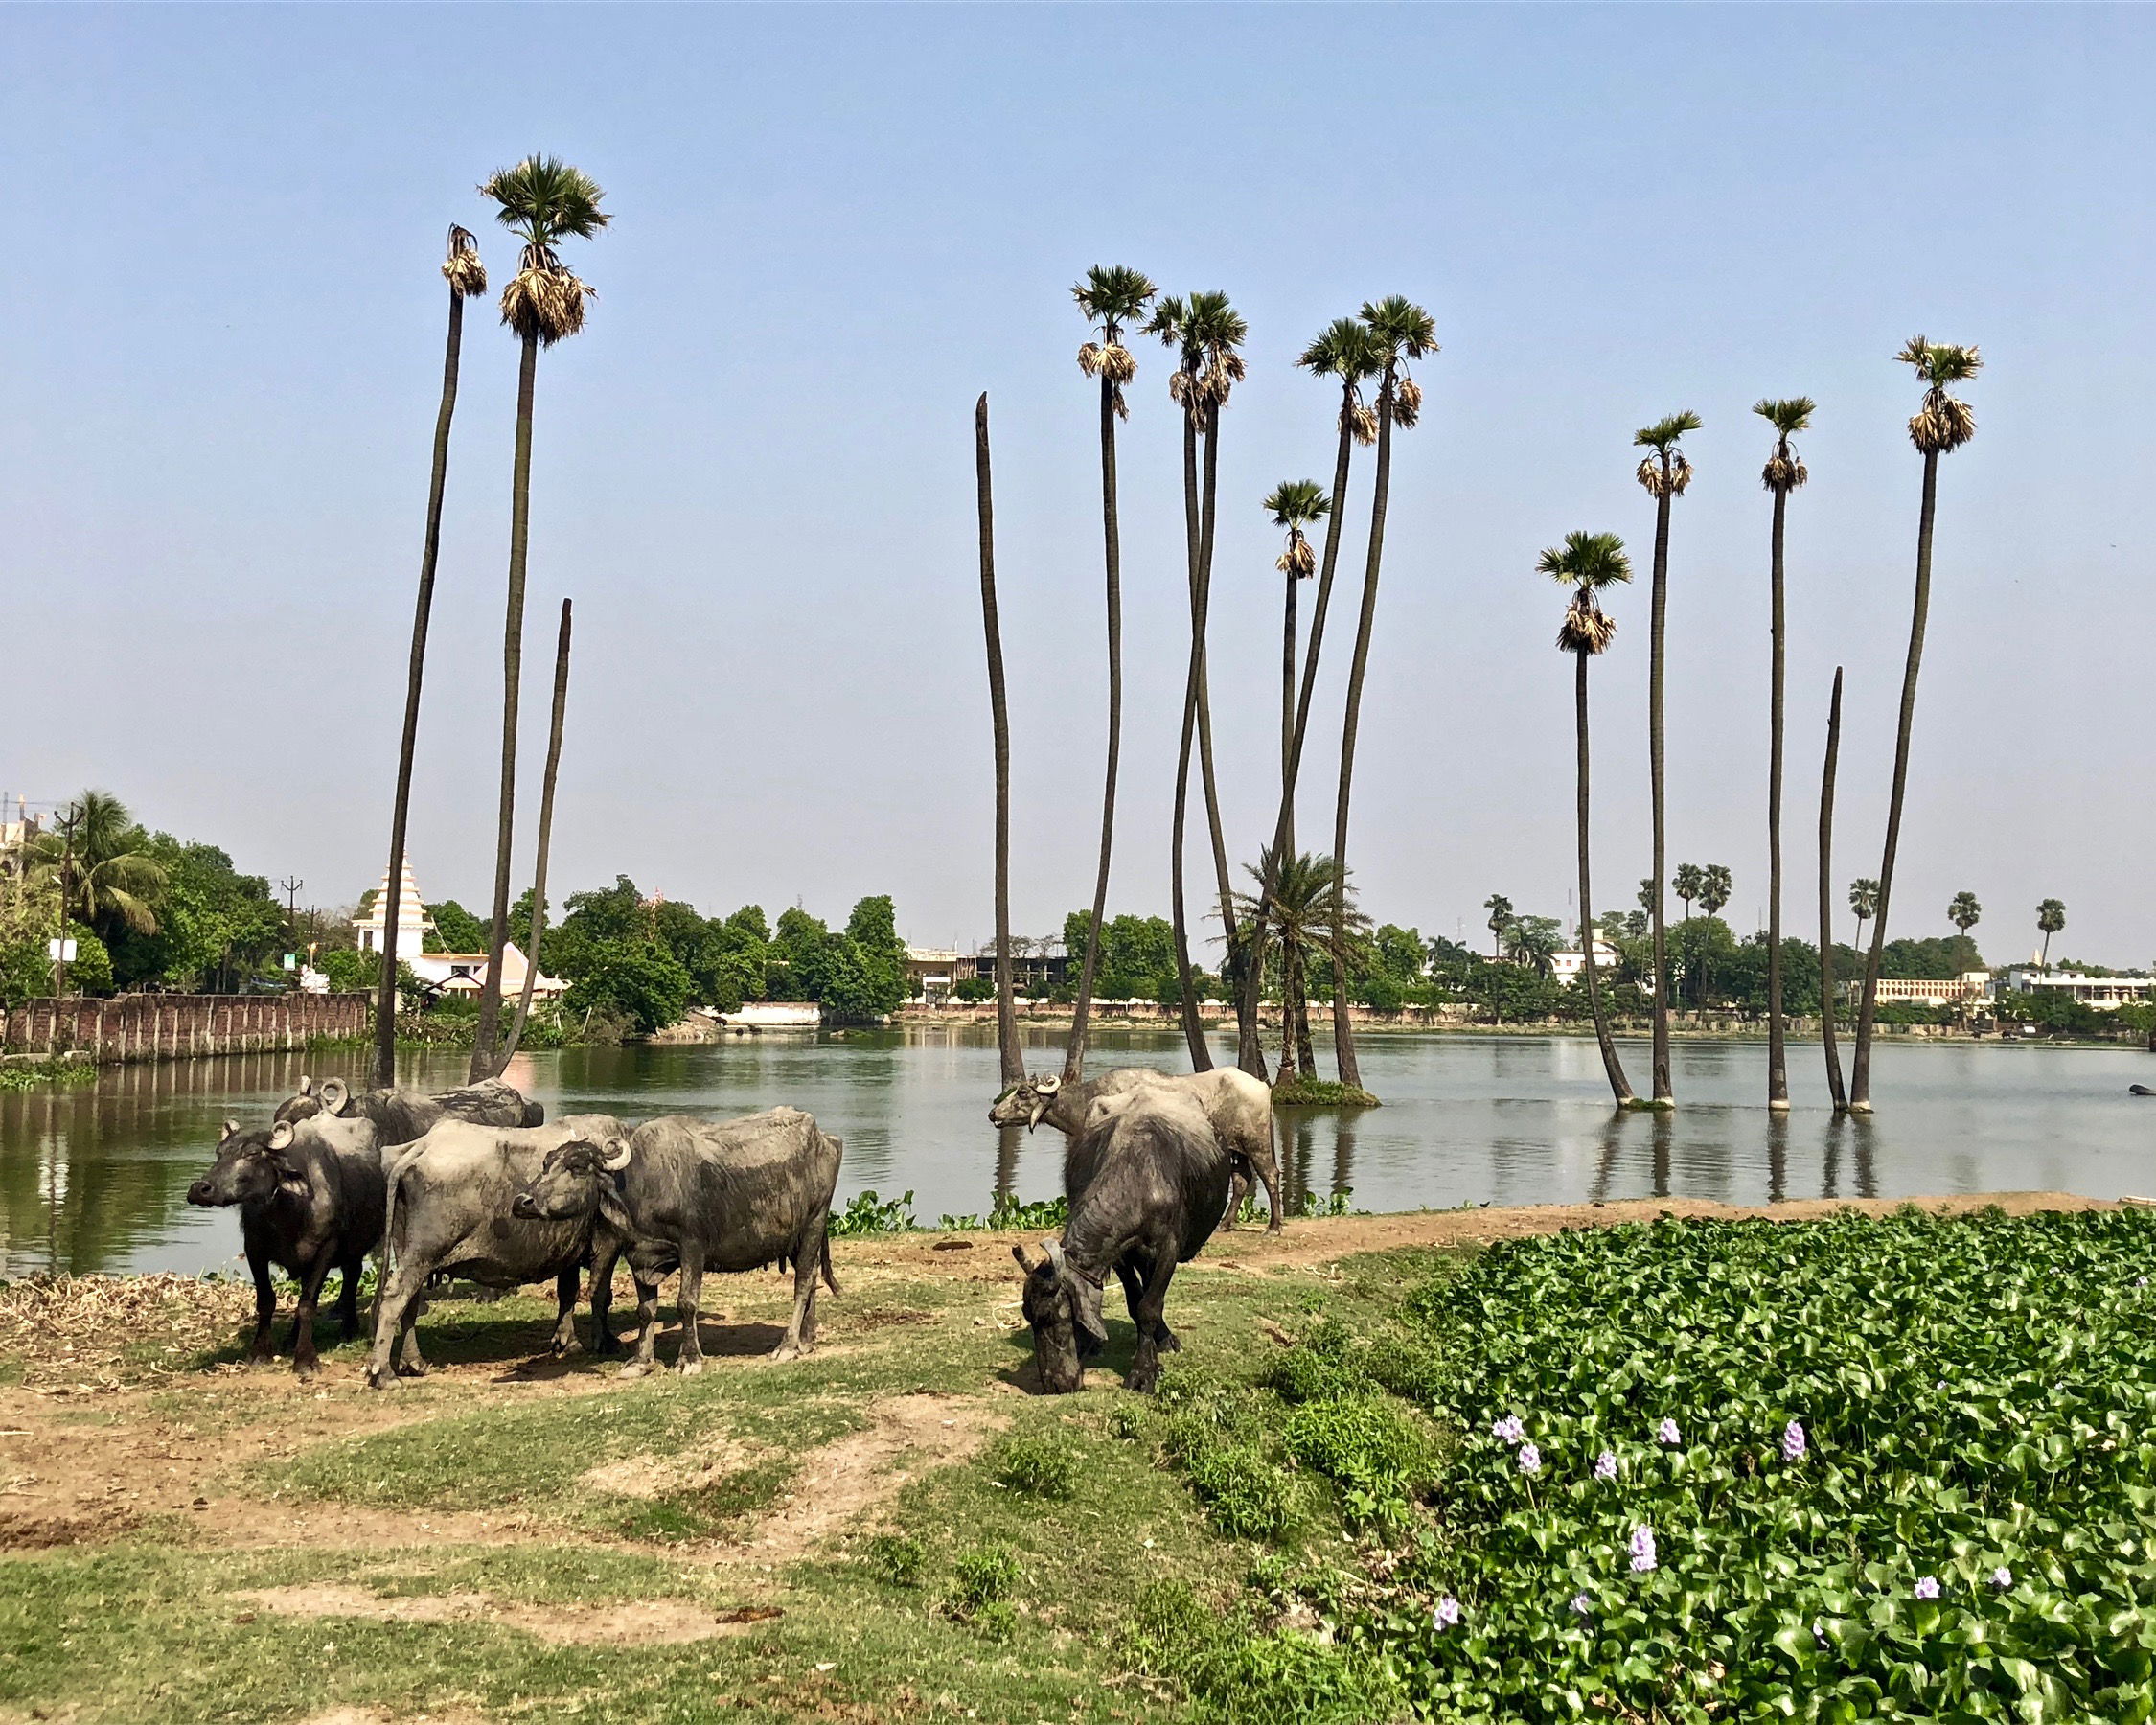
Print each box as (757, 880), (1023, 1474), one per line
(989, 1067), (1282, 1230)
(364, 1114), (628, 1389)
(511, 1107), (842, 1375)
(276, 1073), (542, 1138)
(1011, 1085), (1228, 1394)
(186, 1114), (386, 1377)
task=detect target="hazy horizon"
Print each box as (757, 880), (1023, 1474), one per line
(5, 4), (2150, 971)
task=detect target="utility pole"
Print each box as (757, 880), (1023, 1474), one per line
(50, 802), (79, 1000)
(279, 876), (304, 929)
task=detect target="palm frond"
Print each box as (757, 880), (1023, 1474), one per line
(1390, 374), (1424, 429)
(1633, 410), (1703, 451)
(1557, 599), (1617, 656)
(1263, 478), (1331, 528)
(1276, 535), (1317, 578)
(1297, 317), (1386, 381)
(500, 256), (592, 345)
(441, 224), (488, 297)
(1910, 394), (1977, 454)
(1635, 448), (1695, 497)
(1895, 335), (1983, 387)
(1345, 402), (1378, 446)
(477, 155), (610, 249)
(1359, 295), (1439, 360)
(1535, 529), (1632, 591)
(1072, 264), (1158, 333)
(1752, 396), (1815, 436)
(1761, 450), (1809, 492)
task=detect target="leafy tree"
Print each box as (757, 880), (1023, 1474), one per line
(427, 900), (492, 954)
(1672, 863), (1705, 923)
(105, 834), (283, 993)
(25, 791), (168, 948)
(1237, 848), (1366, 1080)
(563, 943), (690, 1037)
(844, 895), (909, 1017)
(1698, 865), (1732, 919)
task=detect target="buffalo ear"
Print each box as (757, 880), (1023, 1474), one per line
(1067, 1272), (1109, 1348)
(267, 1121), (296, 1151)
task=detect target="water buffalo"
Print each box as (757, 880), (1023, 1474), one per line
(187, 1114), (386, 1377)
(1011, 1085), (1228, 1394)
(276, 1073), (542, 1138)
(364, 1114), (628, 1389)
(511, 1108), (842, 1375)
(989, 1068), (1283, 1230)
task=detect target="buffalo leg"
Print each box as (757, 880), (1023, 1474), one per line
(335, 1259), (365, 1340)
(549, 1268), (581, 1357)
(1223, 1161), (1252, 1230)
(290, 1251), (335, 1379)
(618, 1274), (664, 1379)
(674, 1245), (707, 1374)
(774, 1221), (826, 1361)
(366, 1255), (436, 1388)
(395, 1291), (430, 1376)
(586, 1243), (623, 1357)
(1249, 1124), (1286, 1233)
(1124, 1248), (1180, 1394)
(1118, 1255), (1179, 1354)
(245, 1244), (278, 1365)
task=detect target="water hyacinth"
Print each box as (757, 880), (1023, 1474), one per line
(1657, 1418), (1682, 1446)
(1433, 1595), (1462, 1629)
(1629, 1526), (1658, 1574)
(1571, 1592), (1593, 1616)
(1491, 1414), (1525, 1444)
(1914, 1576), (1940, 1600)
(1992, 1567), (2013, 1589)
(1517, 1442), (1542, 1475)
(1781, 1419), (1807, 1462)
(1594, 1450), (1618, 1481)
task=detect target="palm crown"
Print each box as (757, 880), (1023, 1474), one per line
(1358, 295), (1438, 428)
(1948, 890), (1982, 932)
(479, 155), (610, 345)
(1755, 396), (1814, 492)
(1265, 479), (1330, 577)
(1896, 335), (1982, 454)
(442, 224), (488, 298)
(1074, 264), (1157, 416)
(1538, 529), (1630, 656)
(1298, 317), (1386, 445)
(1148, 291), (1248, 416)
(1635, 410), (1703, 497)
(1850, 878), (1880, 921)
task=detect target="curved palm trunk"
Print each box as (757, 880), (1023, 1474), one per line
(975, 395), (1022, 1086)
(375, 272), (469, 1089)
(1169, 408), (1211, 1070)
(1766, 485), (1790, 1109)
(1575, 651), (1633, 1104)
(1850, 450), (1939, 1111)
(1819, 667), (1847, 1110)
(470, 331), (540, 1082)
(1190, 408), (1263, 1080)
(1063, 373), (1124, 1083)
(1331, 380), (1397, 1092)
(1239, 399), (1360, 1087)
(503, 599), (571, 1066)
(1281, 570), (1298, 840)
(1646, 485), (1674, 1105)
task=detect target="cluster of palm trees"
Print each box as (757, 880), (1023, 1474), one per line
(1552, 338), (1983, 1113)
(976, 275), (1437, 1101)
(372, 155), (608, 1089)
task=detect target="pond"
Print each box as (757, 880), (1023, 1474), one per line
(3, 1026), (2150, 1276)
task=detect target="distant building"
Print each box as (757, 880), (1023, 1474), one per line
(1550, 940), (1623, 985)
(354, 862), (436, 956)
(1996, 967), (2153, 1011)
(1844, 974), (1993, 1008)
(905, 946), (978, 1001)
(354, 862), (564, 1001)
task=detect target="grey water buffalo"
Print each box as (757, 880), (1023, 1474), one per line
(989, 1067), (1283, 1231)
(1011, 1085), (1229, 1394)
(365, 1114), (628, 1389)
(276, 1073), (541, 1138)
(511, 1108), (843, 1375)
(187, 1114), (387, 1377)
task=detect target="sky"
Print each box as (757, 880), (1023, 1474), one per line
(3, 3), (2151, 968)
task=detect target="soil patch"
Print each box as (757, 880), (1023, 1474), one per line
(239, 1582), (780, 1644)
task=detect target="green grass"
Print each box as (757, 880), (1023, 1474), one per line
(1268, 1076), (1380, 1108)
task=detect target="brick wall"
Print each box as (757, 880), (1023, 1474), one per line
(0, 993), (370, 1065)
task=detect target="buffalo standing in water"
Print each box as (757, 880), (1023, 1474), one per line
(276, 1073), (542, 1137)
(512, 1107), (842, 1374)
(1012, 1086), (1228, 1394)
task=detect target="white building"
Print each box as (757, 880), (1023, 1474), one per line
(354, 862), (436, 956)
(353, 862), (565, 1001)
(1550, 940), (1623, 984)
(1996, 967), (2153, 1010)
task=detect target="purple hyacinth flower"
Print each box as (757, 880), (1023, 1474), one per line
(1570, 1592), (1593, 1617)
(1594, 1450), (1618, 1482)
(1433, 1594), (1461, 1629)
(1492, 1414), (1525, 1444)
(1517, 1442), (1542, 1475)
(1781, 1419), (1807, 1462)
(1914, 1576), (1940, 1600)
(1657, 1418), (1682, 1446)
(1629, 1526), (1658, 1574)
(1991, 1567), (2012, 1589)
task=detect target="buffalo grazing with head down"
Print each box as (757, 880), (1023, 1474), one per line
(989, 1066), (1283, 1231)
(1012, 1084), (1229, 1394)
(512, 1107), (842, 1375)
(187, 1113), (387, 1376)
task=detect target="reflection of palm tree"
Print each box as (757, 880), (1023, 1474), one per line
(29, 791), (166, 938)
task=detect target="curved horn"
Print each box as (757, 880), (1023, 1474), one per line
(599, 1137), (633, 1172)
(267, 1121), (296, 1150)
(1036, 1075), (1062, 1094)
(296, 1076), (312, 1096)
(218, 1118), (240, 1142)
(1043, 1238), (1067, 1275)
(317, 1077), (349, 1115)
(1010, 1243), (1038, 1273)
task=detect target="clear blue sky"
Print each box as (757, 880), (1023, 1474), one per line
(4, 4), (2150, 965)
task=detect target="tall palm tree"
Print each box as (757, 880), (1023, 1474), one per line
(1539, 529), (1636, 1105)
(1331, 294), (1437, 1095)
(1237, 847), (1366, 1083)
(375, 224), (487, 1090)
(1484, 894), (1515, 959)
(1236, 320), (1383, 1085)
(2036, 899), (2066, 970)
(27, 790), (165, 940)
(1755, 396), (1814, 1112)
(1850, 337), (1982, 1112)
(1673, 863), (1704, 924)
(1062, 265), (1157, 1084)
(502, 599), (572, 1067)
(1819, 667), (1848, 1110)
(1849, 877), (1879, 953)
(469, 155), (610, 1083)
(1634, 409), (1701, 1105)
(1948, 890), (1982, 938)
(975, 393), (1021, 1085)
(1265, 481), (1330, 830)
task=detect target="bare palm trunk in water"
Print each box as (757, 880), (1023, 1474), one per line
(1766, 487), (1790, 1109)
(1575, 651), (1633, 1105)
(1169, 409), (1211, 1070)
(1819, 667), (1847, 1111)
(975, 395), (1022, 1086)
(1646, 484), (1674, 1106)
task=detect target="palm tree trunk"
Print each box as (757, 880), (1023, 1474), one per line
(502, 599), (571, 1067)
(1169, 408), (1211, 1070)
(374, 272), (468, 1090)
(1331, 378), (1396, 1093)
(1290, 944), (1317, 1079)
(2040, 930), (2053, 972)
(1766, 486), (1790, 1109)
(1191, 408), (1263, 1081)
(1576, 651), (1633, 1105)
(975, 395), (1022, 1087)
(1282, 569), (1298, 839)
(1819, 666), (1848, 1111)
(1647, 486), (1675, 1105)
(470, 331), (539, 1082)
(1063, 373), (1123, 1084)
(1851, 449), (1939, 1111)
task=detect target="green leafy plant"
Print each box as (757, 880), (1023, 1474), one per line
(864, 1531), (927, 1587)
(992, 1431), (1080, 1502)
(944, 1543), (1021, 1628)
(828, 1189), (916, 1236)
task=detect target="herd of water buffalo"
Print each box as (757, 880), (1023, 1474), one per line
(184, 1065), (1287, 1394)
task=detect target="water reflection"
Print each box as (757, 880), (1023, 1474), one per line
(4, 1029), (2152, 1275)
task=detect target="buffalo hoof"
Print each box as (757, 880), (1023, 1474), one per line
(1124, 1363), (1161, 1394)
(674, 1357), (705, 1377)
(769, 1342), (810, 1364)
(616, 1361), (655, 1381)
(1154, 1330), (1182, 1354)
(365, 1368), (400, 1392)
(1265, 1222), (1284, 1234)
(550, 1335), (584, 1359)
(394, 1358), (429, 1379)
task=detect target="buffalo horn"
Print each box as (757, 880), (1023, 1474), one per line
(318, 1077), (348, 1115)
(600, 1137), (632, 1172)
(267, 1121), (296, 1150)
(218, 1118), (239, 1141)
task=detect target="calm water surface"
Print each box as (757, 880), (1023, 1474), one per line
(3, 1027), (2150, 1276)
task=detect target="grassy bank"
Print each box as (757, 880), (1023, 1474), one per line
(0, 1193), (2128, 1723)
